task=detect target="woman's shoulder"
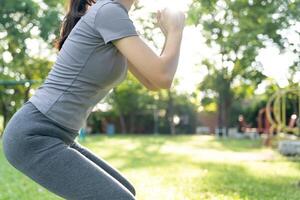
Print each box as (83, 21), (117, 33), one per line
(82, 0), (129, 27)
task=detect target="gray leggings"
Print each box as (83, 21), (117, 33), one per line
(2, 101), (136, 200)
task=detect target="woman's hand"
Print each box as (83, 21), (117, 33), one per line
(156, 8), (186, 36)
(157, 10), (167, 37)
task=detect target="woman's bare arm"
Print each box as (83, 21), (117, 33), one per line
(127, 60), (160, 91)
(113, 31), (183, 89)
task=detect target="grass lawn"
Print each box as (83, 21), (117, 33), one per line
(0, 134), (300, 200)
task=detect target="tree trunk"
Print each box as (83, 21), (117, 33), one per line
(223, 100), (230, 137)
(167, 90), (176, 135)
(217, 94), (224, 137)
(223, 83), (232, 137)
(119, 114), (127, 134)
(129, 113), (135, 133)
(217, 79), (232, 137)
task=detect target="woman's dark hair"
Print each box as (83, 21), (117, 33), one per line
(55, 0), (96, 50)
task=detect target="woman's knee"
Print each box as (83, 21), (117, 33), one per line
(70, 142), (136, 196)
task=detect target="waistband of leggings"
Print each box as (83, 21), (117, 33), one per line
(24, 101), (79, 136)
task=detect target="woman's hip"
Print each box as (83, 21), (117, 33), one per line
(2, 101), (78, 169)
(2, 101), (78, 150)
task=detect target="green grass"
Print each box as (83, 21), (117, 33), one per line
(1, 134), (300, 200)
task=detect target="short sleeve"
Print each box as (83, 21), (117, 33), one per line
(94, 3), (139, 44)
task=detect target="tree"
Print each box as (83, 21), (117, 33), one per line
(108, 73), (155, 134)
(0, 0), (65, 130)
(188, 0), (300, 135)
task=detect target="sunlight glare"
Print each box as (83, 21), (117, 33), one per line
(158, 0), (185, 12)
(140, 0), (191, 12)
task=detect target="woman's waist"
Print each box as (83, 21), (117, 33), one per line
(22, 101), (79, 137)
(28, 88), (102, 131)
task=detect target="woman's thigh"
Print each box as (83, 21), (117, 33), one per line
(3, 134), (135, 200)
(69, 142), (136, 196)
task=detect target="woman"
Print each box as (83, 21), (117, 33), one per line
(2, 0), (185, 199)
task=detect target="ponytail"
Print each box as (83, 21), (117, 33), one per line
(55, 0), (95, 50)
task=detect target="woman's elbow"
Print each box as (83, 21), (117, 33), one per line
(156, 73), (173, 90)
(160, 81), (173, 90)
(148, 87), (161, 91)
(157, 61), (175, 89)
(147, 61), (174, 90)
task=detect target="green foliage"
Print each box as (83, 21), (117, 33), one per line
(111, 73), (155, 115)
(188, 0), (300, 130)
(0, 0), (65, 128)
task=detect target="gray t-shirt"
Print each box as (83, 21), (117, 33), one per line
(29, 0), (138, 132)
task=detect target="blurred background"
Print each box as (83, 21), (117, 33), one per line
(0, 0), (300, 199)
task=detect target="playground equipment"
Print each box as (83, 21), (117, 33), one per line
(264, 88), (300, 146)
(257, 107), (272, 135)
